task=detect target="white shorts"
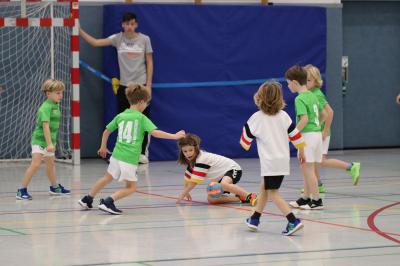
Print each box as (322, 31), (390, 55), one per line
(31, 145), (54, 157)
(107, 156), (138, 182)
(301, 132), (322, 163)
(322, 136), (331, 155)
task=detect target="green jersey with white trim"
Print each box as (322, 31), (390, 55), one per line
(295, 91), (322, 133)
(106, 109), (157, 165)
(31, 99), (61, 148)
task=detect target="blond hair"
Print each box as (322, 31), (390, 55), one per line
(41, 79), (65, 95)
(254, 81), (286, 115)
(304, 64), (323, 88)
(125, 83), (150, 105)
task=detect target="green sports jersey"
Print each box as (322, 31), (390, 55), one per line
(311, 87), (330, 135)
(107, 108), (157, 165)
(295, 91), (322, 133)
(31, 99), (61, 148)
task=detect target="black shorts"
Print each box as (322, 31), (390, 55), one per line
(263, 175), (284, 190)
(219, 169), (242, 185)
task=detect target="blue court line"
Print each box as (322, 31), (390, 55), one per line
(80, 59), (285, 88)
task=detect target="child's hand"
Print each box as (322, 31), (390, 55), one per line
(98, 147), (111, 158)
(175, 130), (186, 139)
(184, 193), (192, 201)
(322, 130), (329, 140)
(46, 144), (55, 153)
(298, 149), (306, 164)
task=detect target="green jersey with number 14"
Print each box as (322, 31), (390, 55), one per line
(106, 109), (157, 165)
(295, 91), (322, 133)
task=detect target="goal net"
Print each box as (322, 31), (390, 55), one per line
(0, 1), (79, 164)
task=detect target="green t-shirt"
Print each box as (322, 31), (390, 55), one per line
(295, 91), (322, 133)
(107, 109), (157, 165)
(31, 99), (61, 148)
(311, 87), (330, 135)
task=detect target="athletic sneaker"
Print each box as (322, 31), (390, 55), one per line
(349, 162), (361, 185)
(282, 219), (304, 236)
(78, 195), (93, 209)
(139, 154), (149, 164)
(301, 184), (326, 193)
(49, 184), (71, 195)
(289, 198), (310, 208)
(239, 193), (258, 206)
(98, 198), (122, 215)
(300, 199), (324, 210)
(16, 188), (32, 200)
(246, 217), (260, 231)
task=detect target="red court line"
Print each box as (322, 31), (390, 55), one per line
(367, 202), (400, 244)
(136, 190), (400, 238)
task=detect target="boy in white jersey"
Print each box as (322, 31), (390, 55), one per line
(176, 134), (257, 205)
(79, 84), (185, 215)
(80, 12), (153, 164)
(304, 65), (361, 192)
(241, 81), (305, 235)
(285, 65), (326, 210)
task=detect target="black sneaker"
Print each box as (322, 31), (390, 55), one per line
(98, 198), (122, 215)
(289, 198), (310, 208)
(78, 195), (93, 209)
(300, 199), (324, 210)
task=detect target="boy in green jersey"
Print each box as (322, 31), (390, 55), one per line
(285, 65), (325, 210)
(304, 65), (361, 190)
(79, 84), (185, 215)
(17, 79), (70, 200)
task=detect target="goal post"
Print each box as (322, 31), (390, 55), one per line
(0, 0), (80, 165)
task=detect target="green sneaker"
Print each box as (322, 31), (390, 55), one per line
(318, 184), (327, 193)
(349, 162), (361, 185)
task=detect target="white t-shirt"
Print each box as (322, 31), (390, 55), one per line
(184, 150), (241, 184)
(240, 110), (304, 176)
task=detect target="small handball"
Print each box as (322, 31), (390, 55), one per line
(207, 182), (224, 198)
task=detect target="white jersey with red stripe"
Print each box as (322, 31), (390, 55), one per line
(240, 110), (305, 176)
(184, 150), (241, 184)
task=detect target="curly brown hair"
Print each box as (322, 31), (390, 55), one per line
(254, 81), (286, 115)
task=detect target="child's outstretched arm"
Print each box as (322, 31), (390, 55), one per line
(79, 27), (112, 47)
(176, 181), (196, 204)
(296, 115), (308, 132)
(43, 122), (55, 152)
(151, 130), (185, 140)
(98, 129), (112, 158)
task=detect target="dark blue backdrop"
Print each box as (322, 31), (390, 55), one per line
(102, 4), (326, 161)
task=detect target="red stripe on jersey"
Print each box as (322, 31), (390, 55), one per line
(16, 18), (28, 27)
(0, 18), (4, 27)
(184, 172), (191, 179)
(289, 132), (302, 141)
(40, 18), (52, 27)
(241, 134), (251, 145)
(192, 170), (206, 177)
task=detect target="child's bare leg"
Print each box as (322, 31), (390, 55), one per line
(254, 180), (268, 213)
(207, 195), (240, 204)
(21, 154), (42, 187)
(89, 173), (113, 197)
(110, 181), (136, 201)
(315, 161), (322, 183)
(302, 163), (320, 199)
(269, 189), (291, 215)
(43, 156), (57, 187)
(220, 176), (248, 198)
(322, 157), (350, 170)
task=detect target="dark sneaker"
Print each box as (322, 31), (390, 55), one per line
(300, 199), (324, 210)
(78, 195), (93, 209)
(49, 184), (71, 195)
(282, 219), (304, 236)
(16, 188), (32, 200)
(289, 198), (310, 208)
(246, 217), (260, 231)
(98, 198), (122, 215)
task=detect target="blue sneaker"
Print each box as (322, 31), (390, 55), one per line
(49, 184), (71, 195)
(282, 219), (304, 236)
(16, 188), (32, 200)
(246, 217), (260, 231)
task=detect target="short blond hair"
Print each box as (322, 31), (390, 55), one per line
(41, 79), (65, 94)
(254, 81), (286, 115)
(304, 64), (323, 88)
(125, 83), (150, 105)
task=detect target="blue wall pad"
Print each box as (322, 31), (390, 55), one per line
(103, 4), (326, 161)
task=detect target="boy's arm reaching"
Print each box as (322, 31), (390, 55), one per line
(296, 115), (308, 132)
(79, 28), (112, 47)
(151, 129), (185, 140)
(97, 129), (112, 158)
(322, 104), (334, 139)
